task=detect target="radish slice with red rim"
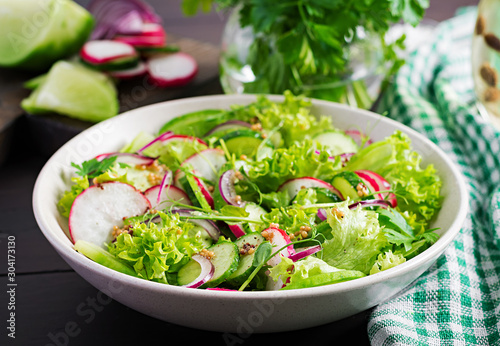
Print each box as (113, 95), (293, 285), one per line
(147, 52), (198, 87)
(348, 199), (391, 210)
(80, 40), (137, 64)
(156, 185), (192, 209)
(114, 34), (166, 48)
(263, 227), (295, 267)
(109, 61), (148, 79)
(288, 245), (322, 262)
(95, 152), (155, 166)
(219, 170), (246, 207)
(69, 182), (151, 247)
(355, 170), (397, 207)
(180, 255), (215, 288)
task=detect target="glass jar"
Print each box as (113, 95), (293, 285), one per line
(219, 8), (387, 110)
(472, 0), (500, 128)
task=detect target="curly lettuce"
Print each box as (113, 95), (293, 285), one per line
(321, 201), (389, 274)
(108, 212), (207, 284)
(246, 140), (341, 192)
(344, 131), (442, 228)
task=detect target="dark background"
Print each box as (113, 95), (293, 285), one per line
(0, 1), (478, 345)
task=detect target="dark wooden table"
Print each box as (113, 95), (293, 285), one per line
(0, 1), (478, 345)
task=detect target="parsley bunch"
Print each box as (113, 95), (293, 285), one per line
(182, 0), (428, 107)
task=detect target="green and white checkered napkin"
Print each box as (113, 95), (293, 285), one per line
(368, 8), (500, 346)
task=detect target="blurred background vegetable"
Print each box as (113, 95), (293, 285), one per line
(0, 0), (93, 71)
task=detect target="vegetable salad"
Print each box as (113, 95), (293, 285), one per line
(60, 92), (442, 291)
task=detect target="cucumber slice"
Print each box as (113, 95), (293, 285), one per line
(227, 233), (265, 286)
(281, 270), (366, 290)
(245, 203), (267, 233)
(216, 129), (274, 159)
(74, 240), (137, 277)
(188, 225), (214, 249)
(81, 55), (139, 71)
(313, 130), (359, 156)
(206, 242), (240, 287)
(176, 173), (213, 210)
(314, 187), (343, 203)
(177, 257), (203, 286)
(331, 171), (365, 201)
(160, 109), (230, 137)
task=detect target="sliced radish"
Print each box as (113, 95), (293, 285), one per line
(144, 185), (161, 206)
(114, 34), (165, 47)
(95, 152), (155, 166)
(345, 129), (373, 147)
(180, 255), (215, 288)
(170, 209), (221, 241)
(139, 23), (166, 37)
(108, 61), (147, 79)
(288, 245), (322, 262)
(228, 224), (246, 238)
(69, 182), (151, 247)
(180, 148), (227, 185)
(355, 170), (397, 207)
(204, 120), (252, 137)
(147, 52), (198, 87)
(137, 131), (174, 154)
(264, 227), (295, 267)
(278, 177), (343, 201)
(219, 170), (245, 207)
(157, 185), (192, 209)
(80, 40), (137, 64)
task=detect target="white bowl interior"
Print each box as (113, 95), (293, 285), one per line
(33, 95), (468, 332)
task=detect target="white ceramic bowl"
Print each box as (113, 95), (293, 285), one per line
(33, 95), (468, 333)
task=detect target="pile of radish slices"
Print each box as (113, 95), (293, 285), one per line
(80, 0), (198, 85)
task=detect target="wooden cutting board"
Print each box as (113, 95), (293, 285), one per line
(0, 36), (222, 162)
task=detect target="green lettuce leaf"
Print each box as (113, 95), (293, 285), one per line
(370, 251), (406, 275)
(57, 176), (89, 217)
(246, 140), (341, 192)
(108, 212), (207, 284)
(344, 131), (442, 227)
(269, 256), (365, 289)
(321, 201), (389, 274)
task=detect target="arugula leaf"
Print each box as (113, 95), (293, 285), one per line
(71, 156), (117, 179)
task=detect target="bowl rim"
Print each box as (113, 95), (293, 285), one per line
(33, 94), (469, 300)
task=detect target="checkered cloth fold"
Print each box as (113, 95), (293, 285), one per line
(368, 8), (500, 345)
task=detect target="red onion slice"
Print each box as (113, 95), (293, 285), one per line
(94, 152), (155, 166)
(288, 245), (322, 262)
(219, 170), (246, 207)
(181, 255), (215, 288)
(348, 199), (391, 210)
(137, 131), (174, 154)
(317, 209), (328, 221)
